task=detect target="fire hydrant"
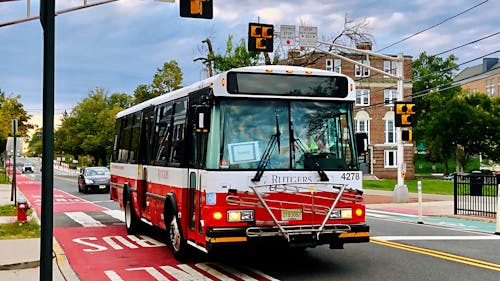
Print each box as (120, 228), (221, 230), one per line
(17, 196), (30, 223)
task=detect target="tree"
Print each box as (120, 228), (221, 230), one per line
(0, 89), (34, 152)
(27, 128), (43, 157)
(151, 60), (183, 97)
(55, 87), (131, 166)
(133, 60), (183, 104)
(412, 52), (460, 174)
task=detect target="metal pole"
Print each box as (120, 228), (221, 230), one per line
(393, 53), (408, 203)
(417, 181), (423, 224)
(12, 122), (17, 205)
(40, 1), (55, 280)
(495, 182), (500, 235)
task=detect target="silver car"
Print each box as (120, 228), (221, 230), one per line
(78, 167), (110, 193)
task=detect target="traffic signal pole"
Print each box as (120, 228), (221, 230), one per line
(394, 53), (409, 203)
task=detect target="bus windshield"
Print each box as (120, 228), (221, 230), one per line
(209, 99), (358, 171)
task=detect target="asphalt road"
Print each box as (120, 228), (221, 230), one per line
(19, 159), (500, 281)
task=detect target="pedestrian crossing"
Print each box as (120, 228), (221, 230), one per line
(55, 210), (125, 228)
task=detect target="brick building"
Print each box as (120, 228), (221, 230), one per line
(281, 43), (414, 179)
(454, 58), (500, 97)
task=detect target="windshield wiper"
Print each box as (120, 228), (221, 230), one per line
(290, 120), (329, 182)
(252, 109), (281, 182)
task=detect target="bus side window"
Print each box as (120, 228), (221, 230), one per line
(118, 115), (132, 162)
(112, 118), (123, 162)
(129, 113), (142, 163)
(154, 102), (173, 165)
(169, 100), (187, 166)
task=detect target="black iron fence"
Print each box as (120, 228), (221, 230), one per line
(454, 173), (499, 217)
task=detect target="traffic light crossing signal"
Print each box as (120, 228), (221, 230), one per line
(394, 102), (416, 127)
(180, 0), (213, 19)
(401, 129), (412, 142)
(248, 23), (274, 52)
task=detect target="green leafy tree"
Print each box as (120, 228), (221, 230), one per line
(0, 90), (34, 152)
(55, 87), (131, 166)
(151, 60), (183, 97)
(133, 60), (183, 104)
(412, 52), (460, 174)
(27, 128), (43, 157)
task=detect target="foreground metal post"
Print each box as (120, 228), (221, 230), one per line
(40, 1), (55, 280)
(417, 181), (423, 224)
(495, 183), (500, 235)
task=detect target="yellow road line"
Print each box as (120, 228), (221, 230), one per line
(371, 238), (500, 272)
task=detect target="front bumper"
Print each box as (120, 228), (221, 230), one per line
(206, 224), (369, 250)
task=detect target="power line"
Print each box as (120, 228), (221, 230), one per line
(376, 0), (489, 52)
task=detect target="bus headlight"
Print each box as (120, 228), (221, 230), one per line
(329, 208), (352, 219)
(227, 210), (254, 222)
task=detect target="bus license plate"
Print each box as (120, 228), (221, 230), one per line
(281, 209), (302, 220)
(99, 185), (106, 189)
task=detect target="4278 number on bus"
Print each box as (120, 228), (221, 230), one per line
(341, 172), (360, 181)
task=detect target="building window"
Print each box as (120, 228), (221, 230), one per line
(355, 111), (370, 143)
(384, 150), (397, 168)
(385, 119), (395, 144)
(355, 60), (370, 77)
(384, 60), (397, 76)
(356, 89), (370, 106)
(326, 59), (341, 73)
(384, 89), (398, 105)
(486, 79), (495, 96)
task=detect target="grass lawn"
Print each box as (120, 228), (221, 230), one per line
(364, 178), (454, 195)
(0, 220), (40, 239)
(0, 204), (39, 239)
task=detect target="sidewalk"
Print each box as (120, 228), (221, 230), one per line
(0, 184), (78, 281)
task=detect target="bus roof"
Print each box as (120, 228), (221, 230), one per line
(117, 65), (354, 119)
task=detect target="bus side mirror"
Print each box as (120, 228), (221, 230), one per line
(195, 105), (211, 133)
(355, 132), (368, 156)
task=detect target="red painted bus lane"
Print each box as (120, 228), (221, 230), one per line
(14, 174), (107, 214)
(54, 226), (278, 281)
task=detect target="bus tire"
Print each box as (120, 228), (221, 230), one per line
(124, 186), (141, 234)
(166, 212), (187, 259)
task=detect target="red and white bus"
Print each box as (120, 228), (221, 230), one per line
(110, 65), (370, 259)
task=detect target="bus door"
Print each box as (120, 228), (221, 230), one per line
(186, 89), (211, 244)
(138, 106), (155, 218)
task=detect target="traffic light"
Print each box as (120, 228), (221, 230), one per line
(394, 102), (416, 127)
(180, 0), (213, 19)
(401, 129), (412, 142)
(248, 22), (274, 52)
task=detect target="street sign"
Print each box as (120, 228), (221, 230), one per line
(299, 26), (317, 48)
(280, 25), (295, 46)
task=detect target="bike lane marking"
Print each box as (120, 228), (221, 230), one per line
(54, 226), (279, 281)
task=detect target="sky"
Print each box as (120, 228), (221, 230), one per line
(0, 0), (499, 117)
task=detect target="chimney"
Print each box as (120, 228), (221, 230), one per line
(356, 42), (372, 51)
(482, 58), (499, 72)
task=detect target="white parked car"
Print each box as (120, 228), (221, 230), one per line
(21, 162), (34, 173)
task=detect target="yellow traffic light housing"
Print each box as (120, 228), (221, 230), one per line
(394, 102), (416, 127)
(402, 129), (412, 142)
(248, 22), (274, 52)
(180, 0), (213, 19)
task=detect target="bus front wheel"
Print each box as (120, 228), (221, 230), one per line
(167, 214), (187, 259)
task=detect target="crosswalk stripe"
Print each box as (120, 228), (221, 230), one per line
(65, 212), (105, 227)
(103, 210), (125, 222)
